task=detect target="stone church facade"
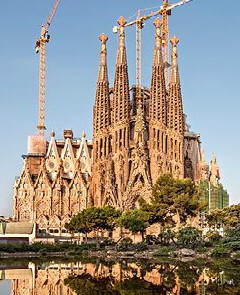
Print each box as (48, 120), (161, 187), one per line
(13, 17), (223, 234)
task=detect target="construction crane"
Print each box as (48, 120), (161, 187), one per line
(113, 0), (192, 94)
(35, 0), (60, 137)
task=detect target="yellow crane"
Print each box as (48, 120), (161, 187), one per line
(35, 0), (61, 137)
(113, 0), (192, 95)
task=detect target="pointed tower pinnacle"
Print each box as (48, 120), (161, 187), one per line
(93, 33), (111, 136)
(170, 36), (180, 84)
(167, 36), (184, 134)
(210, 153), (220, 187)
(113, 16), (130, 125)
(149, 18), (167, 124)
(200, 150), (210, 180)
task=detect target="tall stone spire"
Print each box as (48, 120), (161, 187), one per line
(167, 36), (184, 178)
(91, 34), (114, 207)
(148, 18), (168, 183)
(93, 34), (111, 137)
(168, 36), (184, 134)
(113, 16), (131, 125)
(149, 18), (167, 124)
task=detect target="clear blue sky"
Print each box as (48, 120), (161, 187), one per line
(0, 0), (239, 216)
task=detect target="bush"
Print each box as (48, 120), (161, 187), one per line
(211, 246), (231, 258)
(221, 240), (240, 252)
(153, 246), (170, 257)
(225, 226), (240, 238)
(158, 228), (176, 246)
(0, 242), (95, 254)
(117, 238), (133, 251)
(205, 230), (222, 243)
(177, 227), (203, 249)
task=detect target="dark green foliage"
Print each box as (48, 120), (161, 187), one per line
(64, 274), (118, 295)
(177, 227), (203, 249)
(158, 227), (176, 246)
(206, 204), (240, 229)
(66, 206), (121, 234)
(211, 246), (231, 258)
(140, 174), (203, 228)
(225, 226), (240, 238)
(117, 209), (150, 239)
(0, 242), (95, 254)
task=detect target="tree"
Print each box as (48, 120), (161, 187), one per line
(65, 206), (121, 242)
(117, 209), (150, 240)
(140, 174), (203, 228)
(65, 209), (92, 242)
(101, 206), (122, 234)
(206, 204), (240, 229)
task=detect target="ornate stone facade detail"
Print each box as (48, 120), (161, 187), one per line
(13, 132), (91, 233)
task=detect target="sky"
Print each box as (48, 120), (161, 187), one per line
(0, 0), (239, 216)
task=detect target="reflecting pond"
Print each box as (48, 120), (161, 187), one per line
(0, 258), (240, 294)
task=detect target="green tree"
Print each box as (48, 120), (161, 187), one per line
(206, 204), (240, 229)
(140, 174), (203, 228)
(117, 209), (150, 240)
(65, 206), (121, 242)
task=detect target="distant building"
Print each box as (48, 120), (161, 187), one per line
(199, 154), (229, 211)
(12, 17), (229, 235)
(0, 221), (35, 244)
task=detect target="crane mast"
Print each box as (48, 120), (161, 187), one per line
(160, 0), (192, 85)
(35, 0), (60, 137)
(136, 10), (142, 103)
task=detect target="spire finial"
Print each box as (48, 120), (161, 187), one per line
(99, 33), (108, 44)
(97, 33), (108, 81)
(81, 131), (86, 138)
(118, 16), (126, 27)
(51, 131), (55, 138)
(170, 36), (180, 84)
(171, 36), (179, 47)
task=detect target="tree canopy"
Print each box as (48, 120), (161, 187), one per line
(140, 174), (203, 227)
(117, 209), (150, 239)
(206, 204), (240, 229)
(65, 206), (121, 234)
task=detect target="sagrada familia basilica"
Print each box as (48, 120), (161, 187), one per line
(12, 16), (228, 234)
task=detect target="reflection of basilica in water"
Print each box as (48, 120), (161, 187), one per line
(1, 260), (237, 295)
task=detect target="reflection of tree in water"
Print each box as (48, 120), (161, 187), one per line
(64, 260), (240, 295)
(64, 274), (119, 295)
(176, 263), (202, 294)
(204, 260), (240, 295)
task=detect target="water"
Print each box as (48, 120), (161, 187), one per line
(0, 258), (239, 294)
